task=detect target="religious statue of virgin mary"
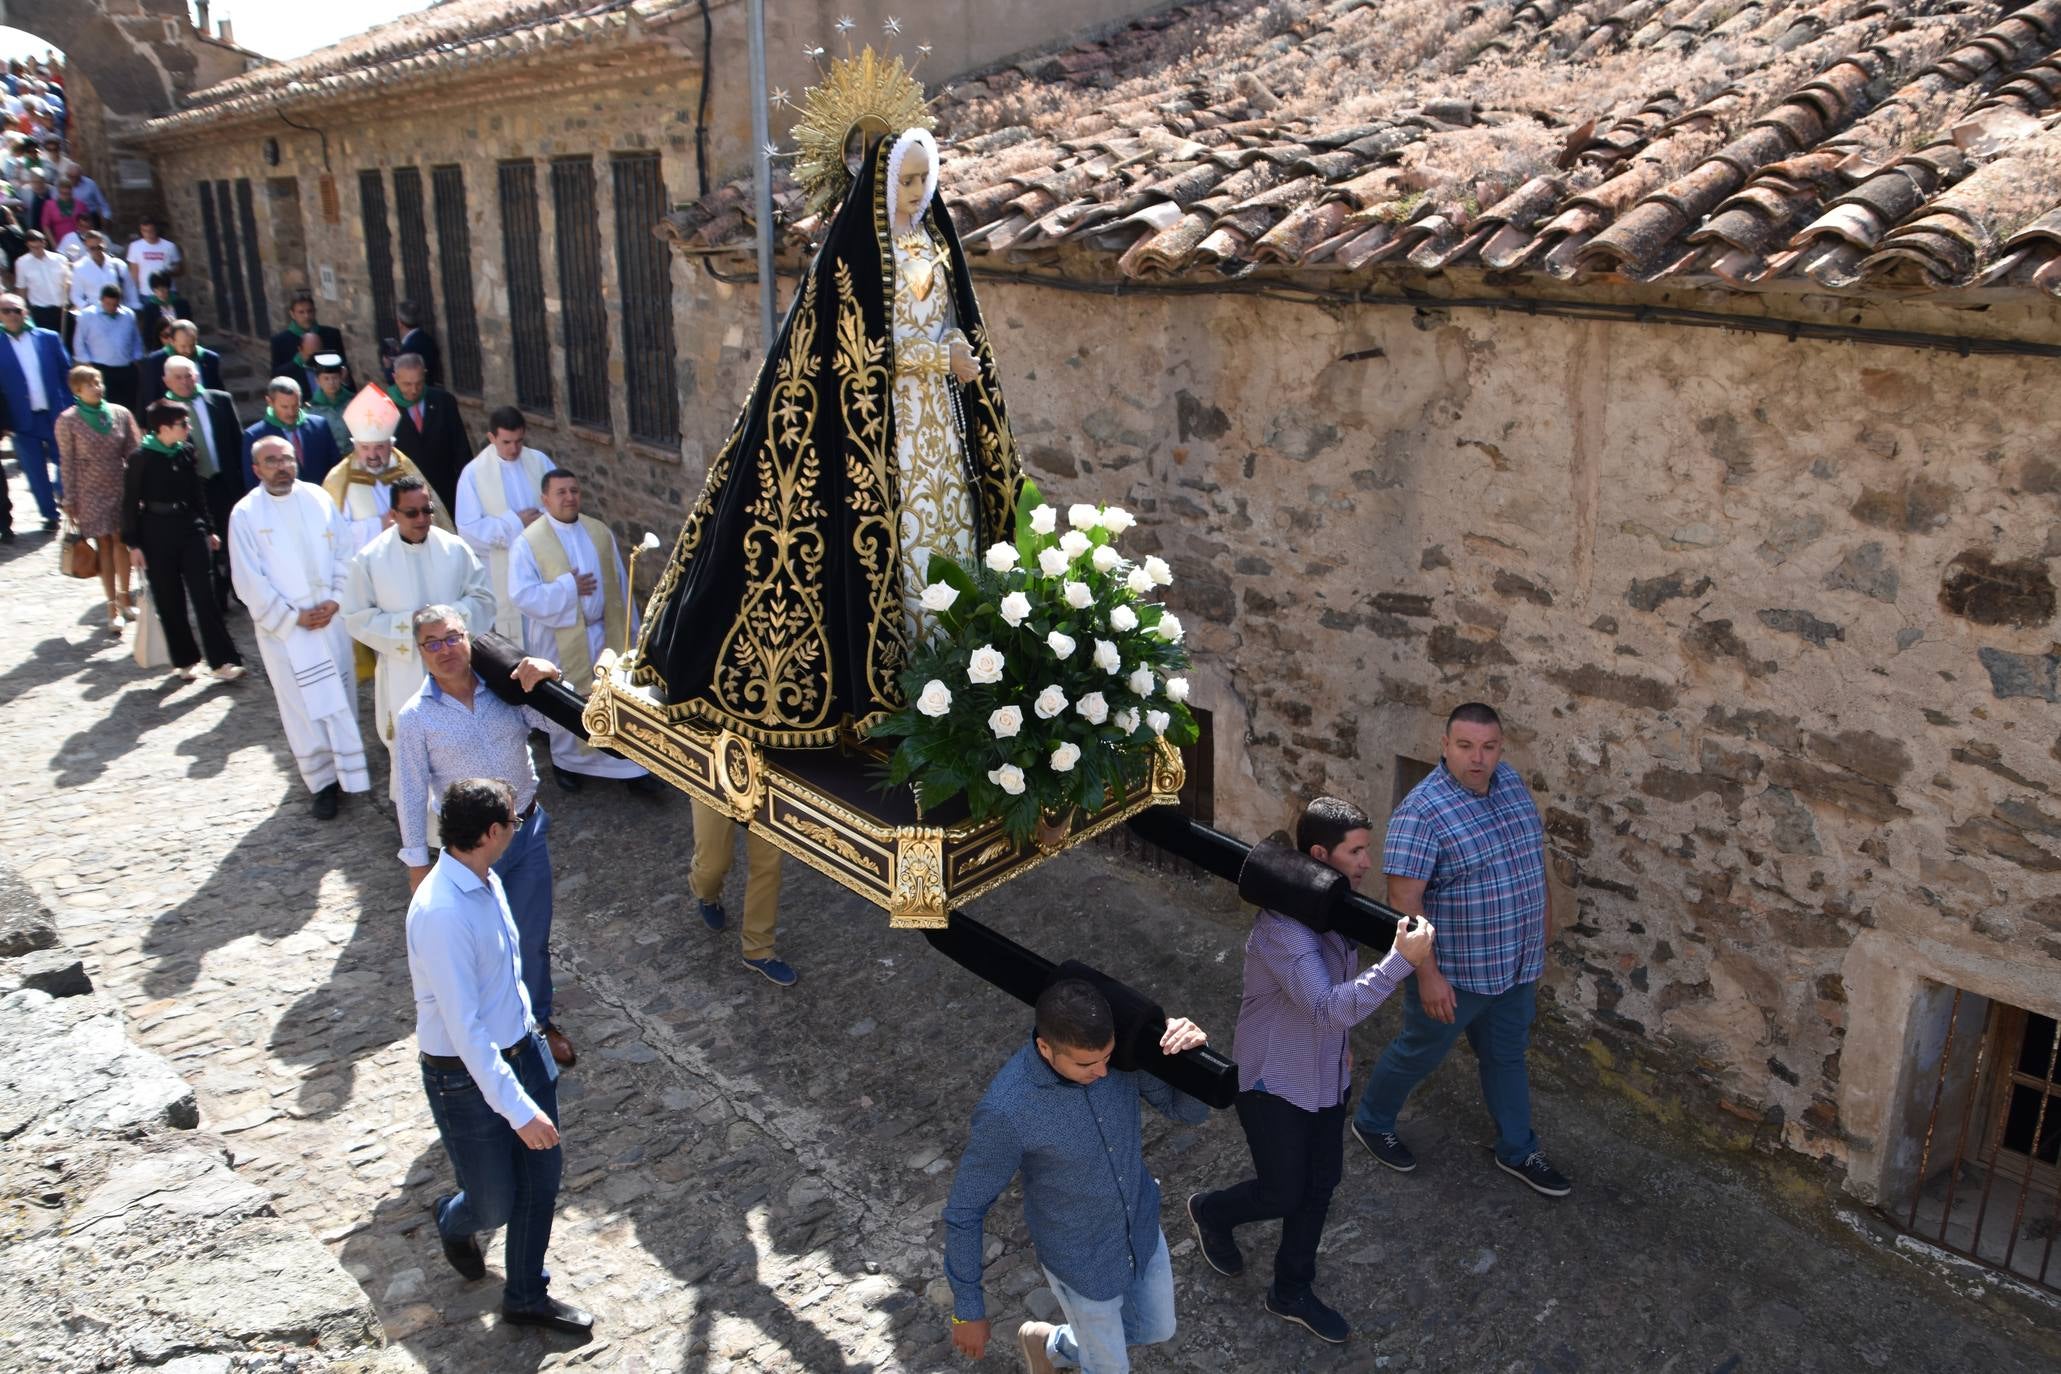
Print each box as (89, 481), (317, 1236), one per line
(629, 46), (1022, 747)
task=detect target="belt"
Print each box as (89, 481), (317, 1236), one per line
(143, 501), (190, 514)
(420, 1039), (527, 1071)
(518, 798), (539, 823)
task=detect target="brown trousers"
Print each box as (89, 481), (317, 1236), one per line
(689, 800), (783, 960)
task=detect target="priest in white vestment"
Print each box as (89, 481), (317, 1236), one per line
(455, 406), (551, 641)
(342, 472), (494, 806)
(322, 425), (454, 554)
(506, 467), (655, 792)
(229, 435), (370, 818)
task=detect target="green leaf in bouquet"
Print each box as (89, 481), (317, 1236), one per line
(1014, 476), (1046, 547)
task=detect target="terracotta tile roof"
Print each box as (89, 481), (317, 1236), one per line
(670, 0), (2061, 297)
(142, 0), (697, 136)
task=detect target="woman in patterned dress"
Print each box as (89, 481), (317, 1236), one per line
(55, 363), (141, 634)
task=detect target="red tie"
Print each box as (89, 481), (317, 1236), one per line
(411, 401), (425, 429)
(290, 427), (303, 463)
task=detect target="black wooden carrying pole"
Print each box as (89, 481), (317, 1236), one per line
(473, 632), (610, 741)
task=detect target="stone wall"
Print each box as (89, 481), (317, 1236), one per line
(664, 254), (2061, 1200)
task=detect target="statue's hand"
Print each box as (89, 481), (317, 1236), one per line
(948, 337), (981, 385)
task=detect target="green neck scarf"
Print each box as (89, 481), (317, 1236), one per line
(72, 396), (111, 434)
(287, 321), (310, 336)
(384, 385), (410, 410)
(265, 406), (296, 429)
(142, 433), (182, 456)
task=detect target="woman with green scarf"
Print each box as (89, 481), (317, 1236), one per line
(54, 364), (141, 633)
(119, 397), (244, 681)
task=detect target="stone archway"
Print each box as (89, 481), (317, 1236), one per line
(0, 0), (199, 119)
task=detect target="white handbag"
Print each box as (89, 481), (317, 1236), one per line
(131, 586), (170, 670)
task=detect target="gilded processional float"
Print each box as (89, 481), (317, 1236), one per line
(485, 34), (1412, 1103)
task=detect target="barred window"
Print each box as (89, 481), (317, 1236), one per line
(392, 167), (436, 338)
(213, 181), (250, 336)
(611, 152), (680, 446)
(430, 165), (484, 395)
(197, 182), (234, 336)
(549, 156), (611, 430)
(498, 160), (553, 413)
(235, 178), (269, 338)
(358, 169), (398, 347)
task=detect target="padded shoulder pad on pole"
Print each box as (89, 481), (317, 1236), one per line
(1238, 835), (1348, 934)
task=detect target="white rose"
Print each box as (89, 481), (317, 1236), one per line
(1034, 683), (1069, 719)
(1092, 638), (1122, 674)
(1037, 546), (1071, 578)
(1127, 666), (1155, 698)
(967, 644), (1005, 684)
(1047, 630), (1077, 660)
(1050, 741), (1082, 772)
(1109, 604), (1139, 633)
(920, 581), (960, 612)
(1100, 506), (1136, 535)
(916, 679), (953, 717)
(1147, 709), (1171, 736)
(1063, 579), (1094, 609)
(1091, 545), (1121, 574)
(1028, 504), (1058, 535)
(1059, 530), (1091, 559)
(985, 542), (1020, 573)
(1077, 691), (1109, 724)
(1156, 612), (1184, 644)
(1114, 707), (1141, 734)
(1067, 502), (1101, 530)
(1125, 566), (1154, 596)
(988, 763), (1027, 795)
(988, 704), (1023, 738)
(999, 591), (1032, 627)
(1165, 676), (1191, 703)
(1144, 555), (1174, 587)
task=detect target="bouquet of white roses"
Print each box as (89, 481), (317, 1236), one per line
(869, 479), (1199, 843)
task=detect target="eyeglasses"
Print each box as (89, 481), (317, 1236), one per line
(417, 632), (466, 653)
(0, 307), (22, 316)
(395, 505), (433, 520)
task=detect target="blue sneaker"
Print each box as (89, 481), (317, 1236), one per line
(742, 956), (798, 986)
(697, 898), (727, 931)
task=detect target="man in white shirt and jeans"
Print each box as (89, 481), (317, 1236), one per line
(407, 776), (594, 1336)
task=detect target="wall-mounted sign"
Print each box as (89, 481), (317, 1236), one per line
(115, 158), (153, 189)
(318, 264), (338, 301)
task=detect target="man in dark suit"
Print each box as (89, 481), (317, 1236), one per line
(164, 353), (243, 603)
(390, 352), (469, 513)
(384, 298), (442, 388)
(136, 270), (189, 355)
(138, 319), (225, 402)
(269, 292), (349, 391)
(241, 375), (342, 490)
(0, 378), (14, 541)
(0, 289), (71, 529)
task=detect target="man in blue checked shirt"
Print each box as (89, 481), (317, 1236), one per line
(1351, 702), (1572, 1198)
(943, 980), (1211, 1374)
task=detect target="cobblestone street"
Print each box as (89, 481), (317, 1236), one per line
(3, 467), (2057, 1374)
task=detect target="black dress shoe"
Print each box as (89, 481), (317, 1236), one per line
(430, 1195), (485, 1280)
(551, 765), (584, 793)
(502, 1296), (594, 1335)
(0, 527), (14, 543)
(311, 782), (342, 820)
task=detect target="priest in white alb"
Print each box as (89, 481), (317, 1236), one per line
(229, 434), (370, 819)
(455, 404), (551, 641)
(506, 466), (658, 795)
(342, 472), (493, 807)
(322, 421), (453, 554)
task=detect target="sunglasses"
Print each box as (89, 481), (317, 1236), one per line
(417, 632), (466, 653)
(395, 505), (433, 519)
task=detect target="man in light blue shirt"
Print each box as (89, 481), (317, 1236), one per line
(408, 776), (594, 1336)
(71, 283), (141, 407)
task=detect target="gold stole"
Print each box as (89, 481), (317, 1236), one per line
(521, 515), (624, 694)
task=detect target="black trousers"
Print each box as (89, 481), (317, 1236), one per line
(0, 447), (12, 531)
(29, 303), (62, 334)
(1198, 1091), (1346, 1299)
(202, 472), (241, 606)
(141, 524), (240, 669)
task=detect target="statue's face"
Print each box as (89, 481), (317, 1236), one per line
(896, 142), (930, 222)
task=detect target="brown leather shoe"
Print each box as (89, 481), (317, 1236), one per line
(544, 1023), (576, 1068)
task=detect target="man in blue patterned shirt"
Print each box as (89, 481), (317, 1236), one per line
(943, 980), (1211, 1374)
(1351, 702), (1571, 1197)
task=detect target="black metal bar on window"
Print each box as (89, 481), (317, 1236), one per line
(498, 160), (553, 413)
(235, 178), (269, 338)
(214, 181), (250, 337)
(392, 167), (437, 338)
(550, 156), (611, 430)
(197, 182), (230, 336)
(358, 169), (398, 347)
(610, 152), (680, 446)
(431, 165), (483, 396)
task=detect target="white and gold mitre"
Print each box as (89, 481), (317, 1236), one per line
(786, 23), (935, 214)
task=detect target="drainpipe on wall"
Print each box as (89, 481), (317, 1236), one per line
(745, 0), (776, 349)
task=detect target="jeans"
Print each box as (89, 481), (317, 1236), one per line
(423, 1036), (563, 1309)
(1353, 977), (1540, 1165)
(1040, 1229), (1176, 1373)
(13, 408), (58, 521)
(491, 806), (555, 1025)
(1196, 1092), (1345, 1299)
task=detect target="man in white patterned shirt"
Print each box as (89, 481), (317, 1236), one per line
(392, 605), (576, 1068)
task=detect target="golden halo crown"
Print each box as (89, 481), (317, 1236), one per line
(786, 38), (934, 215)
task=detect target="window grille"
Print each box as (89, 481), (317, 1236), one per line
(392, 167), (437, 335)
(550, 156), (611, 430)
(235, 178), (269, 338)
(213, 181), (250, 337)
(358, 169), (398, 347)
(197, 182), (232, 336)
(430, 165), (484, 395)
(497, 160), (553, 412)
(610, 152), (680, 445)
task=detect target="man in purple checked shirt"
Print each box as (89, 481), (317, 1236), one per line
(1185, 797), (1435, 1345)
